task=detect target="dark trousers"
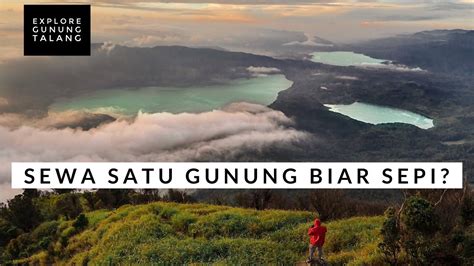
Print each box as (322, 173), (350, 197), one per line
(309, 244), (323, 260)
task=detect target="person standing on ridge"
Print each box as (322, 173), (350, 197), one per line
(307, 218), (327, 263)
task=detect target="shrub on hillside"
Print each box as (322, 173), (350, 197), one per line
(379, 192), (473, 265)
(378, 207), (401, 265)
(72, 214), (89, 230)
(0, 218), (20, 247)
(6, 192), (42, 231)
(31, 220), (60, 248)
(401, 196), (437, 233)
(5, 233), (31, 259)
(54, 193), (83, 220)
(401, 196), (439, 264)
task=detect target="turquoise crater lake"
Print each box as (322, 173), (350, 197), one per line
(310, 51), (386, 66)
(325, 102), (434, 129)
(50, 75), (293, 115)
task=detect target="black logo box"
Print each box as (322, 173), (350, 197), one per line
(24, 5), (90, 56)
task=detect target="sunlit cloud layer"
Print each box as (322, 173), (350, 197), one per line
(1, 0), (472, 61)
(0, 103), (309, 199)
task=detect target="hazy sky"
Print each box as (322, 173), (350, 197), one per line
(1, 0), (473, 61)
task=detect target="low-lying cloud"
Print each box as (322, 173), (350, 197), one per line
(0, 103), (309, 201)
(359, 62), (425, 72)
(247, 66), (281, 77)
(0, 111), (115, 130)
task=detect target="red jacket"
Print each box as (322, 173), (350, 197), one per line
(308, 219), (327, 246)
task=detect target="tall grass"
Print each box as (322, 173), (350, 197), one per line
(19, 202), (384, 265)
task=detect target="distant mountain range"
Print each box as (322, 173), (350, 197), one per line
(347, 30), (474, 78)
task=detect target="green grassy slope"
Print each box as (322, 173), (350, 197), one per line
(17, 202), (384, 265)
